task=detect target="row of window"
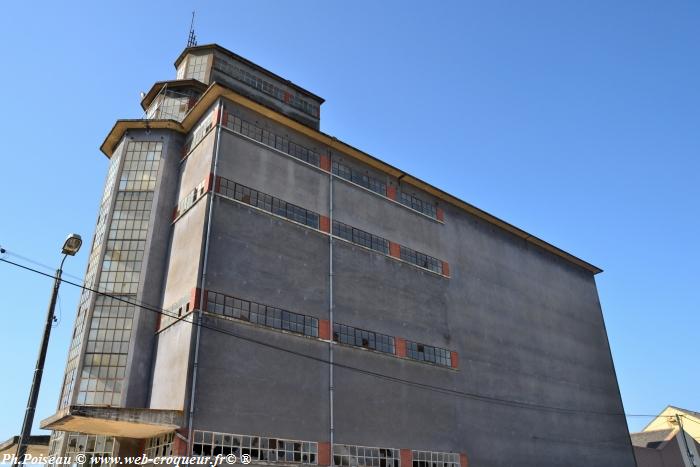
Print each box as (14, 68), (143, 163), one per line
(332, 220), (389, 255)
(333, 444), (400, 467)
(214, 58), (320, 118)
(399, 245), (443, 274)
(187, 432), (461, 467)
(183, 108), (215, 155)
(193, 430), (318, 464)
(400, 192), (437, 219)
(333, 323), (395, 354)
(218, 177), (320, 229)
(205, 290), (319, 338)
(223, 113), (321, 166)
(412, 451), (460, 467)
(203, 289), (453, 368)
(210, 177), (448, 277)
(406, 341), (452, 367)
(174, 178), (207, 219)
(332, 161), (387, 197)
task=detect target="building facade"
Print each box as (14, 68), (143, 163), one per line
(631, 406), (700, 467)
(42, 44), (637, 467)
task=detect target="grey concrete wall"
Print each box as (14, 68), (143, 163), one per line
(216, 130), (329, 215)
(193, 314), (330, 441)
(192, 200), (330, 441)
(333, 180), (445, 260)
(183, 110), (635, 466)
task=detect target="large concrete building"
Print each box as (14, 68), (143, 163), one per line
(41, 43), (637, 467)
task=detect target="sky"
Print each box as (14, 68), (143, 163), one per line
(0, 0), (698, 442)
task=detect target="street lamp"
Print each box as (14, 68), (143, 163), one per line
(13, 234), (82, 466)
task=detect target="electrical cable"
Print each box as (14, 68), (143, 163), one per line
(0, 256), (670, 420)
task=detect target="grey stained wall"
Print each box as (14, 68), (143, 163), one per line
(141, 96), (636, 467)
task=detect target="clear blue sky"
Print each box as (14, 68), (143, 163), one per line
(0, 0), (698, 441)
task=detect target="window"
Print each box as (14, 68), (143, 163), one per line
(160, 294), (191, 329)
(175, 179), (207, 219)
(183, 109), (215, 155)
(65, 434), (116, 467)
(333, 444), (400, 467)
(399, 246), (442, 274)
(333, 323), (395, 354)
(332, 161), (387, 196)
(406, 341), (452, 367)
(206, 291), (319, 338)
(217, 178), (320, 229)
(146, 89), (199, 122)
(332, 220), (389, 254)
(193, 431), (317, 464)
(146, 433), (174, 458)
(400, 192), (437, 219)
(411, 451), (460, 467)
(185, 54), (209, 82)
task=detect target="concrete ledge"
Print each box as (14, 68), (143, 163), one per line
(40, 406), (182, 439)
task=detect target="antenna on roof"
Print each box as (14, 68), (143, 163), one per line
(187, 11), (197, 47)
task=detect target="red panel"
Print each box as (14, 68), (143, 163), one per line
(221, 109), (229, 127)
(442, 261), (450, 277)
(389, 241), (401, 258)
(460, 453), (468, 467)
(319, 320), (331, 340)
(205, 173), (214, 193)
(318, 442), (331, 466)
(320, 216), (331, 233)
(387, 186), (397, 200)
(436, 207), (445, 222)
(172, 207), (179, 221)
(400, 449), (412, 467)
(173, 430), (189, 455)
(396, 337), (407, 357)
(215, 175), (222, 193)
(451, 351), (459, 369)
(320, 154), (331, 172)
(190, 288), (202, 310)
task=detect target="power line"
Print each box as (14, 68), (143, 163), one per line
(0, 256), (667, 420)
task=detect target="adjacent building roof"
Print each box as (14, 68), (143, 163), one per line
(631, 428), (676, 449)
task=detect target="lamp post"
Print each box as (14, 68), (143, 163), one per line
(13, 234), (82, 467)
